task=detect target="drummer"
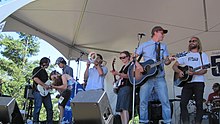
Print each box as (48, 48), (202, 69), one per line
(207, 83), (220, 103)
(206, 83), (220, 124)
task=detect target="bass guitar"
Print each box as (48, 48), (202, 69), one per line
(128, 52), (187, 86)
(37, 80), (52, 96)
(174, 63), (210, 87)
(112, 58), (121, 94)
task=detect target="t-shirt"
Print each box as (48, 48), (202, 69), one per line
(63, 65), (73, 77)
(32, 66), (48, 90)
(177, 52), (209, 83)
(85, 66), (108, 91)
(207, 92), (220, 102)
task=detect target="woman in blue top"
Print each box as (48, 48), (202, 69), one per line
(50, 70), (84, 124)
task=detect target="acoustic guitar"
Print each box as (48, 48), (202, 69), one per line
(173, 63), (210, 87)
(128, 52), (187, 86)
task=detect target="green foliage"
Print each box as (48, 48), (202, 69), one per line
(0, 33), (59, 121)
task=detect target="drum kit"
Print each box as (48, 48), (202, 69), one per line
(176, 95), (220, 124)
(208, 99), (220, 124)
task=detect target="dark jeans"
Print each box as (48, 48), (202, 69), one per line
(33, 91), (53, 124)
(180, 82), (205, 124)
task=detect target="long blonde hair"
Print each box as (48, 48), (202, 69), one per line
(188, 36), (203, 52)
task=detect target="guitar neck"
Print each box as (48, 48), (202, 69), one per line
(113, 73), (117, 82)
(150, 59), (166, 68)
(112, 67), (117, 82)
(112, 58), (117, 82)
(193, 67), (202, 72)
(192, 64), (210, 72)
(149, 52), (185, 68)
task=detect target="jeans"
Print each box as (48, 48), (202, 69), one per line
(139, 77), (171, 123)
(180, 82), (205, 124)
(33, 91), (53, 124)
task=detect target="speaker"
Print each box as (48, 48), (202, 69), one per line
(0, 97), (16, 123)
(71, 90), (113, 124)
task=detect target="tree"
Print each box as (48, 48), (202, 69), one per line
(0, 33), (39, 97)
(0, 33), (59, 121)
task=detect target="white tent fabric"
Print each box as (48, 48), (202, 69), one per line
(0, 0), (34, 22)
(1, 0), (220, 122)
(3, 0), (220, 60)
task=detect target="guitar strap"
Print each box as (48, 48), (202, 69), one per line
(199, 52), (204, 66)
(119, 62), (131, 86)
(137, 53), (143, 62)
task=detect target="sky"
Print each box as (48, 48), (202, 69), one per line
(0, 32), (87, 84)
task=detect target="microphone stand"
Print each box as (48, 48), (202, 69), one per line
(75, 52), (84, 95)
(131, 33), (144, 124)
(75, 52), (84, 82)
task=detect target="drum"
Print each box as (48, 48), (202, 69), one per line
(204, 103), (212, 113)
(211, 99), (220, 112)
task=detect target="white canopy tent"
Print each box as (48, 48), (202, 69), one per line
(2, 0), (220, 60)
(1, 0), (220, 122)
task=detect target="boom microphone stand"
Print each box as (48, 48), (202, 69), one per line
(75, 52), (84, 95)
(75, 52), (85, 82)
(131, 33), (145, 124)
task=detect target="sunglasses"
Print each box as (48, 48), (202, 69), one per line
(119, 56), (127, 60)
(42, 63), (49, 67)
(189, 40), (197, 43)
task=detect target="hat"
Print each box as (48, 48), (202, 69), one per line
(151, 26), (168, 35)
(55, 57), (65, 64)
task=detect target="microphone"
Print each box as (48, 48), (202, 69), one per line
(76, 52), (86, 62)
(138, 32), (146, 36)
(80, 51), (89, 55)
(80, 52), (85, 55)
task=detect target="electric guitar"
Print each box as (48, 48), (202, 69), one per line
(112, 58), (121, 94)
(37, 80), (52, 96)
(173, 63), (211, 87)
(128, 52), (187, 86)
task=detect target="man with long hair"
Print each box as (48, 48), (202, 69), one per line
(172, 37), (210, 124)
(32, 57), (53, 124)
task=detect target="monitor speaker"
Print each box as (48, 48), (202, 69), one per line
(71, 90), (113, 124)
(0, 97), (16, 123)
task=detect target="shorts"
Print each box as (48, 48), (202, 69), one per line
(58, 89), (71, 107)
